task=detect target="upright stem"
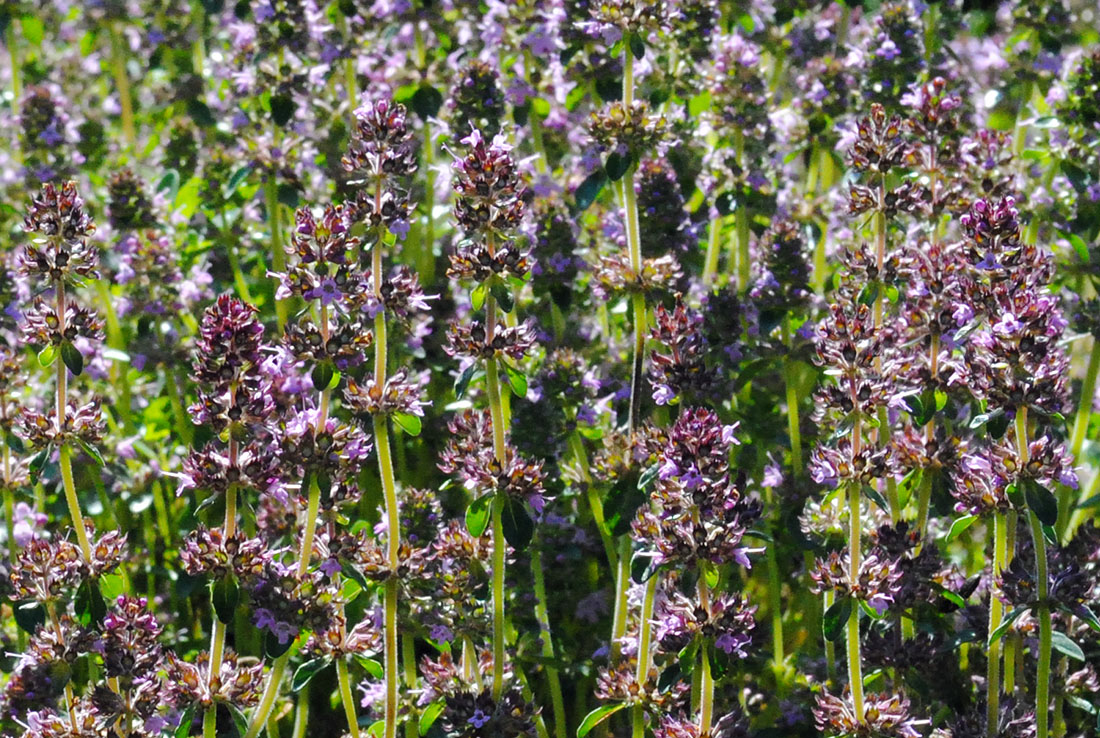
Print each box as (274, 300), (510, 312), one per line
(205, 468), (238, 738)
(337, 658), (362, 738)
(108, 22), (137, 151)
(7, 24), (21, 123)
(375, 418), (399, 738)
(610, 537), (631, 660)
(632, 576), (658, 738)
(823, 589), (836, 683)
(58, 445), (92, 561)
(265, 177), (289, 330)
(532, 548), (567, 738)
(782, 318), (802, 475)
(703, 215), (722, 286)
(846, 479), (864, 720)
(696, 571), (714, 734)
(336, 9), (358, 116)
(1017, 408), (1051, 738)
(245, 472), (321, 738)
(1063, 337), (1100, 539)
(619, 46), (645, 433)
(986, 511), (1007, 738)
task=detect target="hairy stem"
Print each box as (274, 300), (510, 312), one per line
(632, 575), (658, 738)
(986, 510), (1007, 738)
(1063, 337), (1100, 539)
(533, 547), (567, 738)
(337, 658), (362, 738)
(1017, 408), (1051, 738)
(108, 23), (137, 150)
(375, 415), (399, 738)
(846, 480), (864, 719)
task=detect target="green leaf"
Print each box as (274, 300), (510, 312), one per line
(454, 364), (478, 400)
(20, 15), (44, 46)
(393, 412), (422, 437)
(946, 515), (978, 543)
(419, 701), (446, 736)
(577, 704), (627, 738)
(37, 345), (57, 368)
(605, 150), (631, 182)
(291, 658), (329, 692)
(411, 84), (444, 120)
(211, 575), (239, 624)
(367, 720), (385, 738)
(688, 90), (711, 117)
(1075, 604), (1100, 633)
(628, 33), (645, 59)
(1024, 479), (1058, 527)
(859, 599), (886, 620)
(75, 578), (107, 628)
(311, 362), (335, 392)
(265, 630), (293, 658)
(355, 655), (384, 679)
(465, 495), (492, 537)
(501, 497), (534, 551)
(78, 439), (105, 467)
(637, 465), (659, 492)
(630, 551), (660, 584)
(969, 407), (1005, 430)
(490, 281), (514, 313)
(471, 282), (488, 312)
(1051, 631), (1085, 661)
(502, 362), (528, 399)
(224, 165), (252, 199)
(156, 169), (180, 200)
(863, 484), (889, 512)
(823, 597), (852, 643)
(574, 170), (607, 212)
(14, 600), (45, 633)
(60, 342), (84, 377)
(175, 705), (197, 738)
(277, 182), (299, 209)
(988, 607), (1027, 645)
(270, 93), (295, 127)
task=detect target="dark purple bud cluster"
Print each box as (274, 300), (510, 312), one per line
(21, 181), (99, 284)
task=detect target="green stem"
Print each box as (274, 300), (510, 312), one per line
(298, 476), (321, 577)
(632, 576), (658, 738)
(571, 434), (616, 571)
(782, 318), (802, 476)
(987, 511), (1007, 738)
(403, 636), (418, 738)
(610, 536), (631, 661)
(265, 177), (289, 330)
(490, 492), (506, 701)
(337, 658), (362, 738)
(292, 682), (309, 738)
(374, 415), (399, 738)
(246, 469), (319, 738)
(533, 548), (567, 738)
(1016, 408), (1050, 738)
(764, 516), (784, 671)
(206, 484), (237, 738)
(7, 24), (21, 124)
(1062, 337), (1100, 539)
(108, 22), (137, 151)
(697, 572), (714, 734)
(245, 658), (288, 738)
(823, 590), (836, 684)
(59, 445), (92, 562)
(703, 214), (722, 286)
(846, 480), (864, 720)
(336, 9), (358, 116)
